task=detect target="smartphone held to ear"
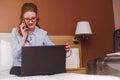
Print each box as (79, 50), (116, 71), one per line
(21, 20), (29, 30)
(23, 26), (28, 29)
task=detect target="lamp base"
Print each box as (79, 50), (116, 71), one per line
(73, 35), (88, 44)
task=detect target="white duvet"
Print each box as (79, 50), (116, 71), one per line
(0, 70), (120, 80)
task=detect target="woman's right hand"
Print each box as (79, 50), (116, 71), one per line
(20, 21), (28, 39)
(19, 21), (28, 47)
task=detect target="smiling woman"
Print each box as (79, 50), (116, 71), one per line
(10, 2), (70, 75)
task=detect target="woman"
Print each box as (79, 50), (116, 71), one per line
(10, 2), (70, 75)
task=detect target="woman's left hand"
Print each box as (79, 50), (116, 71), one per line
(64, 43), (71, 52)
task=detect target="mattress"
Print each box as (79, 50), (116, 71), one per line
(0, 69), (120, 80)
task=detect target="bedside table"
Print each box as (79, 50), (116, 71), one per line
(66, 68), (86, 74)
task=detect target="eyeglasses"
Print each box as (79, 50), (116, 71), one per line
(24, 17), (37, 22)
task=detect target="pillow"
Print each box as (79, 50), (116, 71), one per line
(0, 40), (13, 71)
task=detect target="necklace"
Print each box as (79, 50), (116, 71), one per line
(27, 36), (32, 45)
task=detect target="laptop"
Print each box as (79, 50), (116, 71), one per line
(21, 45), (66, 76)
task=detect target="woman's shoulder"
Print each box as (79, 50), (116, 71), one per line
(35, 27), (47, 34)
(11, 27), (18, 35)
(11, 27), (17, 32)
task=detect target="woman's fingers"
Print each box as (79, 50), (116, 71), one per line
(64, 43), (71, 52)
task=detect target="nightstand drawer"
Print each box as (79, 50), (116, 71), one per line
(66, 68), (86, 74)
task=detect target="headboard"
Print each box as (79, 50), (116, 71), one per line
(0, 33), (82, 67)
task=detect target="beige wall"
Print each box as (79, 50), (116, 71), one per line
(0, 0), (114, 67)
(113, 0), (120, 30)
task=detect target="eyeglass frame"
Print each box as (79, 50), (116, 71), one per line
(23, 17), (37, 22)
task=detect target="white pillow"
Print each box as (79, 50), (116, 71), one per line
(0, 40), (13, 71)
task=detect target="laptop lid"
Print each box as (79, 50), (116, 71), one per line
(21, 45), (66, 76)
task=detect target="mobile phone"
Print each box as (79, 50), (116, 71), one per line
(21, 19), (28, 29)
(23, 26), (28, 29)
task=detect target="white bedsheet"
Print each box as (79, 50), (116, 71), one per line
(0, 70), (120, 80)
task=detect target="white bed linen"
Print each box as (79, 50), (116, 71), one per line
(0, 70), (120, 80)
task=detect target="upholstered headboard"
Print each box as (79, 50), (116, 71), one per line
(0, 33), (82, 68)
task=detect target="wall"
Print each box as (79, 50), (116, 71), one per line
(112, 0), (120, 30)
(0, 0), (114, 67)
(0, 0), (38, 32)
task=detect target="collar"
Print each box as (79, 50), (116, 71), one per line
(29, 26), (39, 35)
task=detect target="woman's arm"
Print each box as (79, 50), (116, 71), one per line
(11, 28), (22, 66)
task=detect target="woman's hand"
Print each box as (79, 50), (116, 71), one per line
(64, 43), (71, 52)
(20, 21), (28, 38)
(19, 21), (28, 46)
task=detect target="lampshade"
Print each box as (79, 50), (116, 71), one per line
(75, 21), (92, 35)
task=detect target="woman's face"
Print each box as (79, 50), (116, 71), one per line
(23, 11), (37, 29)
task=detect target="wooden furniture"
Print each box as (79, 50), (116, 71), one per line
(49, 36), (86, 74)
(67, 68), (86, 74)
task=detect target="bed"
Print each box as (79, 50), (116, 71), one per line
(0, 69), (120, 80)
(0, 33), (120, 80)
